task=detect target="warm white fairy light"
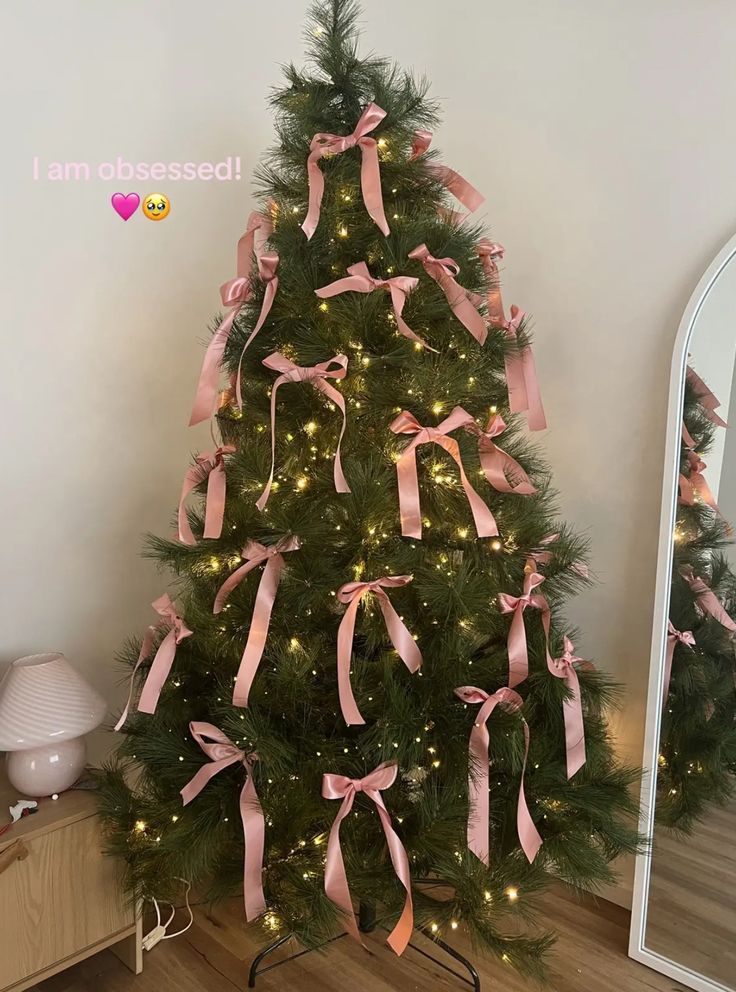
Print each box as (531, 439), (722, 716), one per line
(134, 820), (147, 833)
(491, 539), (503, 552)
(505, 886), (519, 902)
(319, 301), (329, 312)
(338, 224), (349, 238)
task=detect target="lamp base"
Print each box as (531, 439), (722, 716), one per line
(6, 737), (87, 797)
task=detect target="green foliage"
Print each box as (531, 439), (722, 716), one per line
(656, 378), (736, 831)
(98, 0), (640, 976)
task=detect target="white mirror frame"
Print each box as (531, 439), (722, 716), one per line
(629, 233), (736, 992)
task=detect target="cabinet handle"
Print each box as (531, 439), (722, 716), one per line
(0, 839), (29, 875)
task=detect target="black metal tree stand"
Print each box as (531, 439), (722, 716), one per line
(247, 899), (482, 990)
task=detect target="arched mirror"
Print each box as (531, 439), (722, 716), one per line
(630, 237), (736, 992)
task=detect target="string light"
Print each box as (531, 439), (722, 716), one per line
(505, 886), (519, 902)
(319, 301), (329, 312)
(430, 922), (439, 933)
(338, 225), (349, 238)
(134, 820), (147, 833)
(296, 477), (308, 490)
(491, 539), (503, 552)
(305, 421), (318, 435)
(171, 815), (179, 823)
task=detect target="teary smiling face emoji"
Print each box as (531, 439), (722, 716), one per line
(142, 193), (170, 221)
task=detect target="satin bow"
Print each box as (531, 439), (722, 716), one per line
(390, 407), (498, 540)
(461, 411), (536, 494)
(679, 450), (720, 514)
(234, 251), (280, 410)
(547, 636), (587, 778)
(498, 568), (552, 687)
(114, 594), (193, 730)
(315, 262), (434, 351)
(178, 445), (236, 545)
(408, 243), (487, 346)
(256, 352), (351, 511)
(502, 306), (547, 432)
(180, 722), (266, 921)
(454, 686), (542, 867)
(322, 762), (413, 955)
(663, 622), (696, 709)
(189, 211), (272, 426)
(213, 537), (301, 707)
(686, 365), (727, 428)
(410, 130), (485, 221)
(302, 103), (390, 240)
(475, 239), (506, 327)
(680, 566), (736, 632)
(528, 533), (590, 580)
(336, 575), (422, 726)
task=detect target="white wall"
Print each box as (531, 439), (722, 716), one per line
(4, 0), (736, 904)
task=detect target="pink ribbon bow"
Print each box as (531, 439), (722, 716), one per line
(256, 352), (351, 511)
(315, 262), (434, 351)
(679, 450), (720, 514)
(663, 622), (696, 709)
(213, 537), (301, 707)
(454, 686), (542, 867)
(302, 103), (390, 240)
(322, 762), (413, 955)
(410, 130), (485, 220)
(114, 594), (193, 730)
(180, 722), (266, 921)
(686, 365), (727, 428)
(502, 306), (547, 432)
(475, 239), (506, 327)
(390, 407), (498, 540)
(547, 636), (587, 779)
(408, 244), (488, 346)
(336, 575), (422, 726)
(234, 251), (280, 410)
(497, 568), (552, 687)
(178, 445), (236, 545)
(461, 411), (536, 494)
(680, 566), (736, 632)
(189, 211), (272, 426)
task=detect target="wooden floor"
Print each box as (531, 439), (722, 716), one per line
(646, 794), (736, 988)
(32, 885), (688, 992)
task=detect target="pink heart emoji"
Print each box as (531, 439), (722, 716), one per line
(111, 192), (140, 221)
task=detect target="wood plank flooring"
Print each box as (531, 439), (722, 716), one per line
(31, 885), (690, 992)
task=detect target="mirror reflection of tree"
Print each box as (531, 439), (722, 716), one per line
(657, 366), (736, 831)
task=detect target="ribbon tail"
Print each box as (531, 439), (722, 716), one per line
(517, 722), (543, 862)
(114, 629), (156, 731)
(373, 796), (413, 955)
(180, 755), (238, 806)
(324, 794), (362, 944)
(203, 461), (226, 540)
(520, 346), (546, 431)
(444, 439), (498, 538)
(378, 595), (422, 673)
(389, 285), (437, 353)
(504, 349), (530, 416)
(467, 722), (491, 865)
(178, 465), (202, 545)
(241, 775), (267, 921)
(562, 667), (586, 779)
(235, 279), (279, 410)
(396, 447), (422, 539)
(189, 309), (238, 427)
(213, 558), (259, 614)
(507, 608), (529, 688)
(445, 282), (488, 345)
(360, 140), (390, 236)
(317, 381), (351, 494)
(433, 164), (485, 214)
(336, 595), (366, 726)
(256, 380), (280, 511)
(302, 151), (324, 240)
(232, 557), (283, 707)
(137, 628), (179, 715)
(479, 443), (536, 495)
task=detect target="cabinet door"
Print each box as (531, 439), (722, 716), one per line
(0, 816), (134, 989)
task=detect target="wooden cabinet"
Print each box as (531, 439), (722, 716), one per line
(0, 775), (141, 991)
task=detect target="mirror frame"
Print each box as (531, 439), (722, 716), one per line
(629, 232), (736, 992)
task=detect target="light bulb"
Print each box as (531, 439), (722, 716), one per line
(491, 539), (503, 552)
(505, 886), (519, 902)
(134, 820), (147, 833)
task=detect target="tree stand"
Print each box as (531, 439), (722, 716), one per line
(247, 901), (482, 990)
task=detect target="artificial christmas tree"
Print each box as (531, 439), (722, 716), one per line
(656, 366), (736, 832)
(99, 0), (640, 977)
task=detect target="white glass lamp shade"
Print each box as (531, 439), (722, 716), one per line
(0, 653), (107, 751)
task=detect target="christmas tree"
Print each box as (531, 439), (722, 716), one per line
(656, 365), (736, 831)
(98, 0), (639, 976)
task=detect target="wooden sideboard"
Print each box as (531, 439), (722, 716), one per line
(0, 773), (141, 991)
